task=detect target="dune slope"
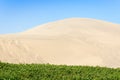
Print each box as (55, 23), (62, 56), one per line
(0, 18), (120, 68)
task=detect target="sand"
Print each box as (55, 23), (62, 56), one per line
(0, 18), (120, 68)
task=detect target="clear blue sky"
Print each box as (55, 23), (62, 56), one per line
(0, 0), (120, 34)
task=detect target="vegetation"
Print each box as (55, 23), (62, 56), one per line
(0, 62), (120, 80)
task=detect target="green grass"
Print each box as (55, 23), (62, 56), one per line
(0, 62), (120, 80)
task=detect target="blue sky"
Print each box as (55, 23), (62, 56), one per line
(0, 0), (120, 34)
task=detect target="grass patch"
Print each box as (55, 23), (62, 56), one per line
(0, 62), (120, 80)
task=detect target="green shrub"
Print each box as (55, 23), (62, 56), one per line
(0, 62), (120, 80)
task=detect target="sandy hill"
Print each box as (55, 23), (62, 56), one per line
(0, 18), (120, 68)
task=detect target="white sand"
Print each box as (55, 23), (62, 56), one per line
(0, 18), (120, 68)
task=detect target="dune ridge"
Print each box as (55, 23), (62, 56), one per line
(0, 18), (120, 68)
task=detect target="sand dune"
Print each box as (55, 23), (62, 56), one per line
(0, 18), (120, 68)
